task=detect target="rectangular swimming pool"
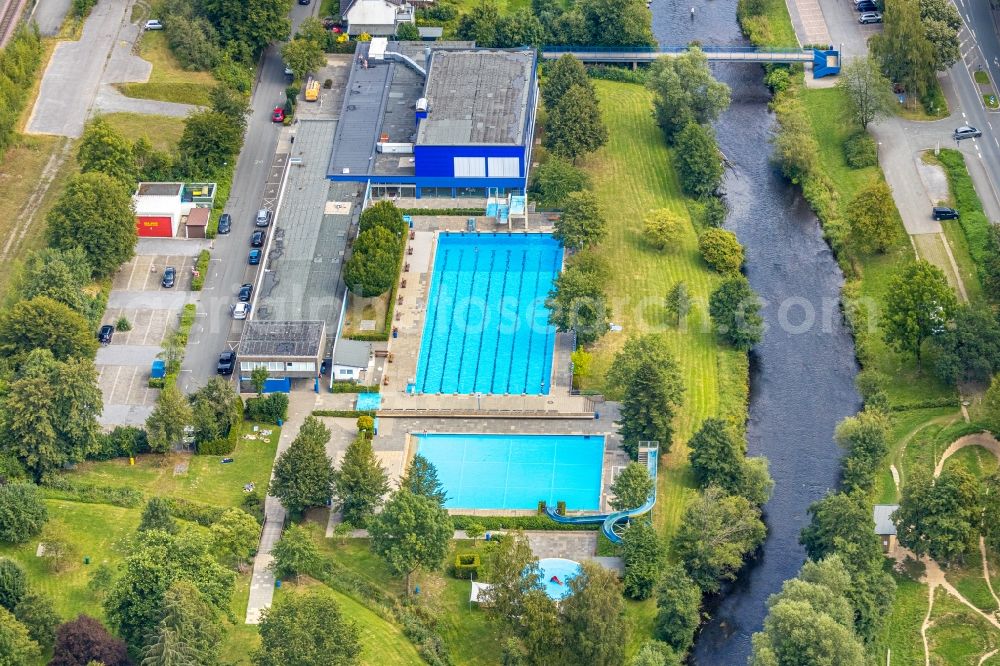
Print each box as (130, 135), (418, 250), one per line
(414, 233), (561, 395)
(415, 433), (604, 510)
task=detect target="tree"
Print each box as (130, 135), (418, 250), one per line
(399, 454), (447, 507)
(0, 607), (39, 665)
(358, 200), (408, 239)
(554, 191), (605, 251)
(894, 467), (981, 563)
(529, 157), (589, 209)
(369, 490), (453, 593)
(546, 263), (611, 346)
(145, 385), (193, 454)
(280, 37), (324, 81)
(480, 530), (545, 626)
(138, 497), (177, 534)
(141, 580), (221, 666)
(619, 361), (682, 458)
(654, 562), (701, 653)
(200, 0), (291, 55)
(751, 558), (865, 666)
(270, 417), (336, 518)
(922, 14), (960, 72)
(344, 227), (402, 297)
(0, 486), (47, 545)
(664, 282), (691, 328)
(252, 589), (361, 666)
(50, 615), (128, 666)
(1, 350), (101, 480)
(632, 641), (682, 666)
(673, 123), (723, 199)
(46, 173), (135, 278)
(542, 54), (591, 110)
(251, 366), (269, 396)
(688, 418), (744, 493)
(0, 560), (25, 610)
(642, 209), (684, 251)
(610, 462), (654, 511)
(709, 275), (763, 351)
(104, 530), (234, 649)
(177, 111), (243, 179)
(835, 409), (890, 494)
(12, 590), (58, 649)
(210, 83), (252, 130)
(984, 472), (1000, 553)
(211, 509), (260, 568)
(455, 0), (502, 46)
(606, 333), (684, 399)
(621, 521), (664, 600)
(464, 522), (485, 544)
(395, 22), (420, 40)
(77, 117), (137, 188)
(882, 260), (957, 362)
(648, 48), (731, 142)
(871, 0), (936, 102)
(674, 487), (766, 592)
(543, 84), (608, 162)
(495, 9), (545, 48)
(560, 562), (627, 666)
(837, 57), (894, 130)
(190, 377), (242, 445)
(0, 296), (97, 363)
(927, 304), (1000, 386)
(11, 247), (92, 316)
(270, 524), (320, 582)
(334, 435), (389, 527)
(698, 228), (744, 273)
(845, 179), (900, 254)
(577, 0), (655, 46)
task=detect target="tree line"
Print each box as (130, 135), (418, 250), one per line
(0, 26), (44, 161)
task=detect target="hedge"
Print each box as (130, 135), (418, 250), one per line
(586, 64), (648, 84)
(450, 515), (598, 531)
(330, 383), (380, 393)
(397, 208), (485, 217)
(312, 409), (377, 418)
(191, 250), (210, 291)
(40, 479), (143, 508)
(936, 149), (990, 265)
(196, 423), (241, 455)
(889, 397), (961, 412)
(165, 497), (226, 526)
(453, 552), (480, 579)
(245, 393), (289, 424)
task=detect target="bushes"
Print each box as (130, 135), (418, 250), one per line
(673, 122), (724, 199)
(586, 64), (649, 84)
(397, 208), (485, 217)
(450, 515), (597, 531)
(71, 0), (97, 17)
(196, 426), (240, 455)
(165, 498), (226, 527)
(91, 426), (149, 460)
(245, 393), (289, 424)
(844, 133), (877, 169)
(312, 409), (376, 418)
(936, 149), (990, 263)
(0, 27), (45, 161)
(191, 250), (210, 291)
(330, 383), (380, 394)
(453, 552), (480, 579)
(698, 228), (744, 273)
(40, 479), (143, 508)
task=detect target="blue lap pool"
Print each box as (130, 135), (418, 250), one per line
(414, 233), (561, 395)
(414, 433), (604, 510)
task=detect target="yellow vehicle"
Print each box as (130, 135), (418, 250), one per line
(305, 79), (320, 102)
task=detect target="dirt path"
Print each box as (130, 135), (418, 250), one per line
(933, 431), (1000, 477)
(981, 537), (1000, 612)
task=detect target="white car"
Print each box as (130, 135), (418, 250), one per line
(144, 19), (163, 30)
(231, 302), (250, 320)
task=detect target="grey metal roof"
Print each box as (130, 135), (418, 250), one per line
(239, 321), (325, 358)
(136, 182), (183, 196)
(416, 49), (534, 146)
(418, 27), (443, 38)
(333, 339), (372, 367)
(873, 504), (898, 535)
(328, 42), (394, 178)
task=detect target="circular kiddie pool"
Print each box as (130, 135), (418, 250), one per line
(537, 558), (582, 601)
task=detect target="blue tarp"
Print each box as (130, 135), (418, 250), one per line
(150, 360), (166, 379)
(262, 377), (291, 393)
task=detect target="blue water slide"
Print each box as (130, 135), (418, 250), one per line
(545, 443), (659, 544)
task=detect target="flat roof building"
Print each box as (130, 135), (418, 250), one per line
(238, 320), (326, 379)
(327, 42), (538, 200)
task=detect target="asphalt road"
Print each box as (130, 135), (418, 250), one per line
(179, 1), (318, 393)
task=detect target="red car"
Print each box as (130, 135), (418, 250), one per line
(271, 106), (285, 123)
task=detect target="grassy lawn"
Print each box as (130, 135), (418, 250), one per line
(943, 444), (999, 480)
(739, 0), (799, 48)
(945, 560), (999, 614)
(940, 219), (986, 303)
(876, 407), (959, 503)
(875, 569), (928, 666)
(66, 423), (279, 509)
(342, 293), (390, 338)
(102, 112), (186, 152)
(119, 31), (217, 106)
(219, 574), (260, 665)
(927, 588), (1000, 663)
(574, 80), (746, 546)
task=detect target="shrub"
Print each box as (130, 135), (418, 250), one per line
(196, 426), (239, 455)
(312, 410), (376, 418)
(165, 498), (226, 527)
(700, 196), (728, 227)
(114, 317), (131, 332)
(245, 393), (289, 424)
(673, 122), (723, 199)
(643, 209), (685, 251)
(453, 552), (480, 579)
(764, 66), (791, 93)
(71, 0), (96, 18)
(450, 515), (597, 531)
(323, 78), (333, 88)
(586, 64), (648, 84)
(844, 133), (877, 169)
(0, 484), (48, 543)
(92, 426), (149, 460)
(242, 488), (265, 524)
(39, 479), (143, 508)
(331, 382), (380, 394)
(397, 208), (485, 217)
(191, 250), (210, 291)
(699, 228), (744, 273)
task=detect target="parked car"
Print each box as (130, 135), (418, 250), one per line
(251, 230), (266, 247)
(932, 206), (960, 220)
(858, 11), (882, 22)
(144, 19), (163, 30)
(255, 209), (272, 227)
(248, 249), (262, 265)
(238, 283), (254, 302)
(231, 302), (251, 320)
(298, 0), (310, 5)
(98, 325), (114, 345)
(272, 106), (285, 123)
(161, 266), (176, 288)
(218, 213), (232, 234)
(217, 351), (237, 375)
(284, 66), (294, 80)
(855, 1), (878, 11)
(954, 125), (982, 140)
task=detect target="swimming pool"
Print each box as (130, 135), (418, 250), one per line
(415, 433), (604, 510)
(414, 233), (561, 395)
(536, 558), (582, 601)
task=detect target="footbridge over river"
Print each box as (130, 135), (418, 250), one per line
(541, 46), (841, 77)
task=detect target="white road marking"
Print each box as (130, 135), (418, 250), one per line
(994, 136), (998, 147)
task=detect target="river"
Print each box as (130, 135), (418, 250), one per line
(649, 4), (865, 663)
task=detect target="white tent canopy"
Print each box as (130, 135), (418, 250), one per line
(470, 581), (493, 604)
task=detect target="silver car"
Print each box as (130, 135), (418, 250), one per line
(858, 11), (882, 23)
(231, 302), (250, 320)
(954, 125), (983, 140)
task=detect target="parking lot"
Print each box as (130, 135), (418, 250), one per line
(112, 255), (196, 292)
